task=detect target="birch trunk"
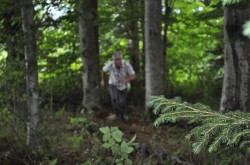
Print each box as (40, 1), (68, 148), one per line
(220, 3), (250, 112)
(21, 0), (39, 146)
(78, 0), (100, 109)
(144, 0), (165, 117)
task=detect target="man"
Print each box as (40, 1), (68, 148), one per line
(101, 52), (136, 121)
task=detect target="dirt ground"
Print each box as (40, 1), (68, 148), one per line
(96, 108), (202, 165)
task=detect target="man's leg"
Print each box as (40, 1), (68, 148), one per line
(109, 85), (119, 117)
(117, 89), (128, 119)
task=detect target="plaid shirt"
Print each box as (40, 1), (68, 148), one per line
(103, 60), (135, 90)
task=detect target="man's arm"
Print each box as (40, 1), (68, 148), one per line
(101, 62), (111, 87)
(120, 62), (136, 83)
(120, 74), (136, 83)
(101, 70), (107, 87)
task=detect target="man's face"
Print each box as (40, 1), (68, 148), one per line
(114, 57), (122, 68)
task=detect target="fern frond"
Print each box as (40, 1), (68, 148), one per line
(150, 96), (250, 154)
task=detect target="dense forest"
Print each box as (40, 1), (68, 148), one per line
(0, 0), (250, 164)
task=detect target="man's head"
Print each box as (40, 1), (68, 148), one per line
(112, 52), (123, 68)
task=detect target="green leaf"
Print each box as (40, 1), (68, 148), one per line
(102, 143), (111, 148)
(103, 133), (110, 142)
(127, 147), (134, 154)
(121, 152), (128, 159)
(100, 127), (110, 134)
(116, 159), (120, 163)
(128, 135), (136, 144)
(112, 131), (122, 142)
(121, 141), (128, 153)
(109, 138), (115, 146)
(49, 159), (57, 165)
(125, 159), (133, 165)
(111, 146), (119, 154)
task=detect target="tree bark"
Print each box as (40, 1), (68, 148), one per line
(127, 0), (141, 106)
(144, 0), (165, 117)
(220, 3), (250, 112)
(21, 0), (39, 146)
(78, 0), (100, 109)
(163, 0), (171, 96)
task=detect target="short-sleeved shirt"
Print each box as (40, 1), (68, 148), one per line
(103, 60), (135, 90)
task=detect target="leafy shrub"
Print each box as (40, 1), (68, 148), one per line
(99, 127), (138, 165)
(0, 108), (13, 127)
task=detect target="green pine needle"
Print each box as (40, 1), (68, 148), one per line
(150, 96), (250, 154)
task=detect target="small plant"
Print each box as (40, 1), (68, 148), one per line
(99, 127), (138, 165)
(69, 117), (87, 127)
(67, 134), (83, 148)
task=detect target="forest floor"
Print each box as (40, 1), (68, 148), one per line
(96, 108), (193, 164)
(0, 106), (222, 165)
(93, 107), (216, 165)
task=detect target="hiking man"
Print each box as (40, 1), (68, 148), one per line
(101, 52), (136, 120)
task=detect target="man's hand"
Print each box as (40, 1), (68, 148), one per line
(120, 78), (128, 84)
(120, 74), (136, 84)
(101, 79), (105, 87)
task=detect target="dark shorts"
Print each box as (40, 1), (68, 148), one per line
(109, 85), (127, 118)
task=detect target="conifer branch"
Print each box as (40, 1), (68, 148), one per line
(149, 96), (250, 154)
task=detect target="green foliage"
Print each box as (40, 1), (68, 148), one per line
(222, 0), (241, 5)
(69, 117), (87, 127)
(150, 96), (250, 154)
(243, 21), (250, 38)
(67, 135), (83, 148)
(0, 107), (11, 123)
(166, 0), (223, 104)
(49, 159), (58, 165)
(100, 127), (138, 165)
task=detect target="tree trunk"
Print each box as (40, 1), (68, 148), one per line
(163, 0), (171, 96)
(142, 0), (146, 94)
(78, 0), (100, 109)
(21, 0), (39, 146)
(144, 0), (165, 117)
(220, 3), (250, 112)
(127, 0), (140, 106)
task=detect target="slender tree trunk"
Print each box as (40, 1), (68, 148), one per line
(144, 0), (165, 118)
(21, 0), (39, 146)
(141, 0), (145, 86)
(127, 0), (140, 106)
(78, 0), (100, 109)
(163, 0), (171, 96)
(220, 3), (250, 112)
